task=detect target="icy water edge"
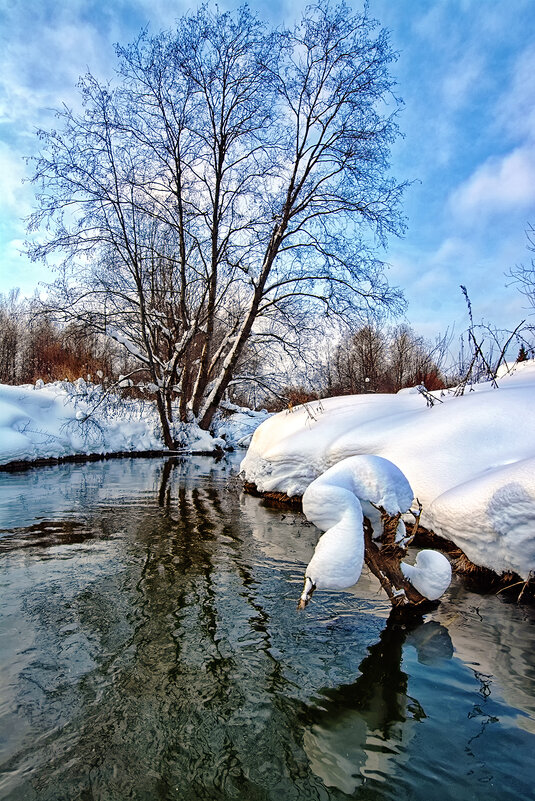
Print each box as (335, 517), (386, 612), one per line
(0, 456), (534, 801)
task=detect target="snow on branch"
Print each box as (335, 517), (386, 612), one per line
(298, 455), (451, 610)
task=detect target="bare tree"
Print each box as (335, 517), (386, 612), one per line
(26, 2), (406, 445)
(0, 291), (21, 384)
(510, 224), (535, 315)
(387, 323), (446, 392)
(323, 321), (446, 397)
(330, 323), (388, 394)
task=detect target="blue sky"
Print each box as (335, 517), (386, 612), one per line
(1, 0), (535, 342)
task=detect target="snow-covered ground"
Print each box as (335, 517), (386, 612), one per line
(241, 361), (535, 580)
(0, 379), (269, 465)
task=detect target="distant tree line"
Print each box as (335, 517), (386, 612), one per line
(0, 291), (117, 385)
(325, 322), (446, 395)
(0, 291), (443, 396)
(3, 288), (533, 424)
(262, 322), (447, 412)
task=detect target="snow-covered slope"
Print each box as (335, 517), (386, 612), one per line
(0, 381), (163, 463)
(0, 380), (269, 465)
(241, 362), (535, 579)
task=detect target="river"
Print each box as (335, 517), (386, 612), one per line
(0, 456), (534, 800)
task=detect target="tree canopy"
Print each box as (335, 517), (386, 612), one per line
(27, 1), (407, 445)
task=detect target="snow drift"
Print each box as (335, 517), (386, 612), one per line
(0, 380), (269, 465)
(241, 361), (535, 580)
(299, 454), (451, 603)
(0, 381), (162, 463)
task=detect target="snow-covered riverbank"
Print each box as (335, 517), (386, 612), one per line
(241, 361), (535, 580)
(0, 379), (269, 466)
(4, 365), (535, 583)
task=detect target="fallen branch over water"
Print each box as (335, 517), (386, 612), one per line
(243, 482), (535, 605)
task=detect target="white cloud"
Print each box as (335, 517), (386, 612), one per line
(0, 1), (150, 134)
(450, 146), (535, 220)
(0, 143), (32, 215)
(442, 52), (484, 110)
(429, 236), (475, 265)
(497, 45), (535, 144)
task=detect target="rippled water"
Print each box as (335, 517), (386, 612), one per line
(0, 456), (534, 801)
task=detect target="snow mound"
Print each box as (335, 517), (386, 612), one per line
(213, 406), (272, 449)
(428, 457), (535, 577)
(0, 382), (163, 464)
(242, 362), (535, 579)
(304, 453), (414, 521)
(0, 382), (269, 466)
(401, 550), (452, 601)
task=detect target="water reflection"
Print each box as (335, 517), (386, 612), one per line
(0, 519), (98, 551)
(302, 620), (452, 794)
(434, 582), (535, 735)
(0, 457), (534, 801)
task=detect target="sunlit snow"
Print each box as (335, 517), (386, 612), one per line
(242, 361), (535, 579)
(298, 455), (451, 603)
(0, 380), (268, 464)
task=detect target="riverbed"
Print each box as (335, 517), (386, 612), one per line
(0, 456), (534, 800)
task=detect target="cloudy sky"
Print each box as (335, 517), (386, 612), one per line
(1, 0), (535, 341)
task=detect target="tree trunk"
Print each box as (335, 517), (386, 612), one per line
(155, 390), (175, 449)
(198, 227), (287, 429)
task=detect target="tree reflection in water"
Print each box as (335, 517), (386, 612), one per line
(0, 457), (533, 801)
(301, 619), (453, 795)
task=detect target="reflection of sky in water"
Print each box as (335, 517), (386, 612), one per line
(0, 456), (234, 531)
(0, 457), (534, 800)
(303, 615), (534, 798)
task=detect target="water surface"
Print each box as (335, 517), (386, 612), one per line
(0, 457), (534, 800)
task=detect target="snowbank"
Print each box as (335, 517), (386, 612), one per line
(241, 361), (535, 579)
(214, 404), (271, 449)
(0, 381), (162, 464)
(0, 381), (269, 466)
